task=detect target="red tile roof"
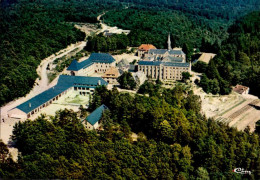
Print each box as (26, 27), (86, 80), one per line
(138, 44), (156, 51)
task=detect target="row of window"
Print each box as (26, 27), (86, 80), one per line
(96, 65), (111, 68)
(74, 83), (97, 86)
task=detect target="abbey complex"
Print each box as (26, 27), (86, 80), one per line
(8, 35), (190, 120)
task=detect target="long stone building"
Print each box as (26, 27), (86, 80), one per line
(8, 75), (108, 119)
(67, 53), (116, 76)
(138, 61), (191, 80)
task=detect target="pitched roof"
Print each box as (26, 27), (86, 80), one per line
(57, 75), (108, 87)
(102, 67), (120, 78)
(88, 53), (115, 63)
(67, 53), (115, 71)
(138, 44), (156, 51)
(138, 61), (190, 67)
(67, 59), (79, 71)
(15, 75), (108, 114)
(67, 59), (93, 71)
(117, 59), (130, 68)
(148, 49), (185, 55)
(129, 64), (136, 72)
(86, 104), (109, 125)
(162, 56), (184, 63)
(16, 85), (71, 114)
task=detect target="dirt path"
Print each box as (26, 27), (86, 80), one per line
(96, 11), (130, 35)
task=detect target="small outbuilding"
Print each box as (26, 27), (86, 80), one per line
(233, 84), (250, 95)
(85, 104), (109, 130)
(102, 67), (120, 84)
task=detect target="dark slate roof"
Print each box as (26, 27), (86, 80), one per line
(67, 59), (79, 71)
(67, 53), (114, 71)
(16, 85), (71, 114)
(162, 56), (184, 63)
(86, 104), (109, 125)
(117, 59), (129, 68)
(57, 75), (108, 87)
(16, 75), (108, 114)
(169, 50), (185, 55)
(138, 61), (190, 67)
(79, 59), (94, 70)
(128, 64), (137, 72)
(88, 53), (115, 64)
(67, 59), (93, 71)
(148, 49), (185, 55)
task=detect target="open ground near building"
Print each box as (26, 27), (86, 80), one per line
(193, 86), (260, 132)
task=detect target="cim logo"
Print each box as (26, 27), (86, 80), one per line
(233, 168), (251, 175)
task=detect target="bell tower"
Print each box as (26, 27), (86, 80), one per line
(167, 33), (172, 50)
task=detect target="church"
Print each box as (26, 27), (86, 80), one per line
(137, 34), (191, 81)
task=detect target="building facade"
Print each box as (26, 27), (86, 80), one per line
(67, 53), (116, 76)
(138, 61), (191, 81)
(102, 67), (120, 84)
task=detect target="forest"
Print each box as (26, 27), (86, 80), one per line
(103, 9), (228, 50)
(0, 85), (259, 178)
(193, 12), (260, 97)
(85, 33), (129, 52)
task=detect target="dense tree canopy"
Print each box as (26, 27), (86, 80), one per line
(1, 85), (259, 178)
(195, 11), (260, 97)
(103, 9), (229, 50)
(85, 33), (129, 52)
(117, 72), (137, 90)
(0, 0), (86, 106)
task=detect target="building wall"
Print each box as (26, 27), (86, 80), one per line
(103, 77), (119, 85)
(138, 64), (190, 80)
(79, 65), (95, 76)
(67, 61), (116, 76)
(86, 121), (100, 130)
(138, 50), (146, 57)
(95, 62), (116, 73)
(7, 108), (27, 119)
(74, 86), (96, 95)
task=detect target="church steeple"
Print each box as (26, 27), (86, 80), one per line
(168, 33), (172, 50)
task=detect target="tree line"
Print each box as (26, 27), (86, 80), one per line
(85, 33), (129, 52)
(103, 9), (228, 53)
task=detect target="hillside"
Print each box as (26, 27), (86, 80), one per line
(196, 11), (260, 97)
(0, 86), (259, 178)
